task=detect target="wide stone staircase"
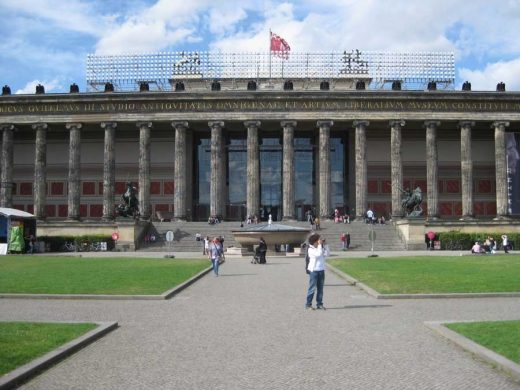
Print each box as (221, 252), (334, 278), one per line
(138, 219), (406, 253)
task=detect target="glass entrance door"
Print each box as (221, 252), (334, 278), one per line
(260, 137), (282, 221)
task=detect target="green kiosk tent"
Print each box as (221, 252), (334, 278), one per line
(0, 208), (36, 255)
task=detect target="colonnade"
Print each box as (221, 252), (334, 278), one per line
(0, 119), (510, 221)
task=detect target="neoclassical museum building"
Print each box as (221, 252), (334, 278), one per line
(1, 51), (520, 231)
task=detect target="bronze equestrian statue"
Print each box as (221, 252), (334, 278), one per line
(400, 186), (423, 217)
(116, 182), (140, 218)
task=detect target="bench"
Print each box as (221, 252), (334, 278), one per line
(156, 211), (174, 222)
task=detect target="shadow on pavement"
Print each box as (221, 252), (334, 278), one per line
(327, 304), (392, 310)
(219, 273), (258, 277)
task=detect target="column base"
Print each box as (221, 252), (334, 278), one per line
(282, 216), (296, 222)
(426, 215), (440, 222)
(174, 217), (187, 222)
(493, 215), (511, 221)
(102, 216), (115, 222)
(459, 215), (475, 221)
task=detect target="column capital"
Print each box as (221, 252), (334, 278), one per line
(317, 120), (333, 129)
(0, 124), (15, 131)
(244, 121), (261, 129)
(31, 123), (48, 131)
(208, 121), (224, 129)
(171, 121), (188, 130)
(100, 122), (117, 130)
(353, 120), (369, 128)
(491, 121), (510, 129)
(281, 121), (297, 129)
(458, 121), (475, 129)
(423, 121), (441, 129)
(389, 120), (405, 128)
(136, 121), (153, 129)
(65, 123), (82, 130)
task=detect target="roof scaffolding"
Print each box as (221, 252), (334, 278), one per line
(86, 50), (455, 92)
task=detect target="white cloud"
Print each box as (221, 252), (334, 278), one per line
(15, 79), (62, 94)
(208, 6), (248, 35)
(94, 0), (215, 54)
(0, 0), (107, 36)
(459, 58), (520, 91)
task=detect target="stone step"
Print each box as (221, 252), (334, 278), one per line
(138, 220), (406, 252)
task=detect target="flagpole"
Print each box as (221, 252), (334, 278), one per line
(269, 29), (272, 81)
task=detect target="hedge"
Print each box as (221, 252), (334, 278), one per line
(37, 235), (115, 252)
(436, 231), (518, 250)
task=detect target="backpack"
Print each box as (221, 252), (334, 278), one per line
(305, 248), (310, 274)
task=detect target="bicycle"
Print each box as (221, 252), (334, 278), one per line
(89, 242), (103, 251)
(62, 241), (77, 252)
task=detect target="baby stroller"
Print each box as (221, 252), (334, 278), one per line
(251, 241), (267, 264)
(251, 246), (261, 264)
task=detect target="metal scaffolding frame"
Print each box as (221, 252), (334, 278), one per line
(86, 50), (455, 92)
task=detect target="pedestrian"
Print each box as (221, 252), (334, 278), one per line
(305, 233), (330, 310)
(366, 209), (374, 224)
(258, 237), (267, 264)
(203, 236), (209, 256)
(346, 232), (351, 249)
(501, 234), (510, 253)
(340, 233), (347, 250)
(315, 216), (320, 230)
(209, 237), (223, 276)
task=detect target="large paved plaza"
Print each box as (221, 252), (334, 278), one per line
(1, 253), (520, 389)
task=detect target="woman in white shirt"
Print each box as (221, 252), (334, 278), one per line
(305, 233), (330, 310)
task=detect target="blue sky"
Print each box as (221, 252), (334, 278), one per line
(1, 0), (519, 93)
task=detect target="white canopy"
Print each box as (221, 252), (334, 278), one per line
(0, 208), (35, 218)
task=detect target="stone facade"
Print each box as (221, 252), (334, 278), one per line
(0, 89), (519, 222)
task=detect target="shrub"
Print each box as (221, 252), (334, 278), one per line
(437, 231), (518, 251)
(38, 235), (115, 252)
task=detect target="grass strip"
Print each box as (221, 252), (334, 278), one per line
(0, 256), (209, 295)
(446, 320), (520, 364)
(0, 322), (97, 376)
(329, 255), (520, 294)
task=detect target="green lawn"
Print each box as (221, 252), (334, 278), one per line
(0, 322), (97, 376)
(0, 256), (209, 295)
(329, 255), (520, 294)
(446, 320), (520, 364)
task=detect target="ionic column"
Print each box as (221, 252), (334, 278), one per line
(32, 123), (48, 220)
(390, 120), (405, 219)
(0, 124), (15, 208)
(425, 121), (441, 220)
(354, 120), (369, 220)
(281, 121), (296, 220)
(493, 121), (510, 219)
(101, 122), (117, 220)
(459, 121), (475, 220)
(245, 121), (261, 219)
(138, 122), (153, 220)
(209, 121), (225, 219)
(172, 121), (188, 221)
(318, 120), (333, 219)
(66, 123), (82, 220)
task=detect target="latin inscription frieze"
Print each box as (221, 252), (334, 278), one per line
(0, 98), (519, 116)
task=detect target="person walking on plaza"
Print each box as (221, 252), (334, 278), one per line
(340, 233), (347, 250)
(305, 233), (330, 310)
(209, 237), (223, 276)
(501, 234), (510, 253)
(258, 237), (267, 264)
(203, 236), (209, 256)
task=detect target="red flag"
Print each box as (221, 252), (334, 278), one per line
(270, 31), (290, 60)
